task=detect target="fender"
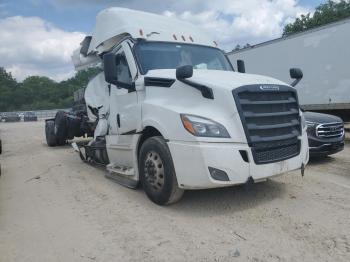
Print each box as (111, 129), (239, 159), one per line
(141, 118), (170, 140)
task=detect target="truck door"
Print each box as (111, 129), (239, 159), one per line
(115, 42), (139, 135)
(106, 41), (140, 167)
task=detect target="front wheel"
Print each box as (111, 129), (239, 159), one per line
(139, 136), (184, 205)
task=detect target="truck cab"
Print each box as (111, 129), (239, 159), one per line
(65, 8), (309, 205)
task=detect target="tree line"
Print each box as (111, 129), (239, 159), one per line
(0, 67), (99, 112)
(283, 0), (350, 35)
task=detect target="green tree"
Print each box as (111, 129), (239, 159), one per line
(283, 0), (350, 36)
(0, 67), (101, 112)
(0, 68), (18, 111)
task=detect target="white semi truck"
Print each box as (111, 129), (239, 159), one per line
(227, 18), (350, 113)
(45, 8), (309, 205)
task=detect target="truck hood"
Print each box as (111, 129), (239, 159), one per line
(145, 69), (288, 90)
(303, 111), (343, 124)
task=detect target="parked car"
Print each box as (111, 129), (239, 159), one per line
(304, 111), (345, 157)
(23, 111), (38, 121)
(1, 112), (21, 122)
(18, 112), (24, 120)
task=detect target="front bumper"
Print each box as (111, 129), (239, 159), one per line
(309, 140), (344, 156)
(168, 133), (309, 189)
(308, 133), (345, 156)
(307, 124), (345, 156)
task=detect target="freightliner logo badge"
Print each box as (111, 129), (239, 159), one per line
(259, 85), (280, 91)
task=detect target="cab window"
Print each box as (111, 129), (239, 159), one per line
(116, 52), (132, 86)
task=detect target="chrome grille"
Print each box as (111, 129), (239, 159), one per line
(316, 122), (344, 138)
(233, 85), (302, 165)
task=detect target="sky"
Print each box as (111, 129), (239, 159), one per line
(0, 0), (325, 82)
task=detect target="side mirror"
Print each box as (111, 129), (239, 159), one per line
(103, 52), (118, 85)
(290, 68), (303, 79)
(290, 68), (303, 87)
(176, 65), (193, 80)
(237, 60), (245, 73)
(80, 36), (92, 56)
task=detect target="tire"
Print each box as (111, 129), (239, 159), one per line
(54, 111), (67, 146)
(139, 136), (184, 205)
(45, 120), (57, 147)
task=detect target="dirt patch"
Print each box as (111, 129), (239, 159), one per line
(0, 122), (349, 262)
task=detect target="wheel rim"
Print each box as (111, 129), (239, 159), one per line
(144, 151), (165, 192)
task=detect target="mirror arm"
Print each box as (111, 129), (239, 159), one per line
(112, 80), (135, 90)
(179, 79), (214, 99)
(291, 78), (301, 87)
(175, 65), (213, 99)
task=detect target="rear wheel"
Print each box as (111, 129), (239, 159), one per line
(45, 120), (57, 147)
(139, 136), (184, 205)
(54, 111), (67, 146)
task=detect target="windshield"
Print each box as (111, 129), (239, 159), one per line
(134, 41), (233, 74)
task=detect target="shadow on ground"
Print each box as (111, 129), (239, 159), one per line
(168, 179), (287, 216)
(308, 156), (336, 166)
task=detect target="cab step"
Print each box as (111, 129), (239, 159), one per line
(106, 164), (134, 176)
(105, 164), (138, 189)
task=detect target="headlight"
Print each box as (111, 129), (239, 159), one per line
(305, 121), (317, 128)
(180, 114), (230, 138)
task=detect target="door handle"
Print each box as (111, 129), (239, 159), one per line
(117, 114), (121, 127)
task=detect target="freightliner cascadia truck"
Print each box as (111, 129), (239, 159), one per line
(45, 8), (309, 205)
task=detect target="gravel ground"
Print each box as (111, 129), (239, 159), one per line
(0, 121), (349, 262)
